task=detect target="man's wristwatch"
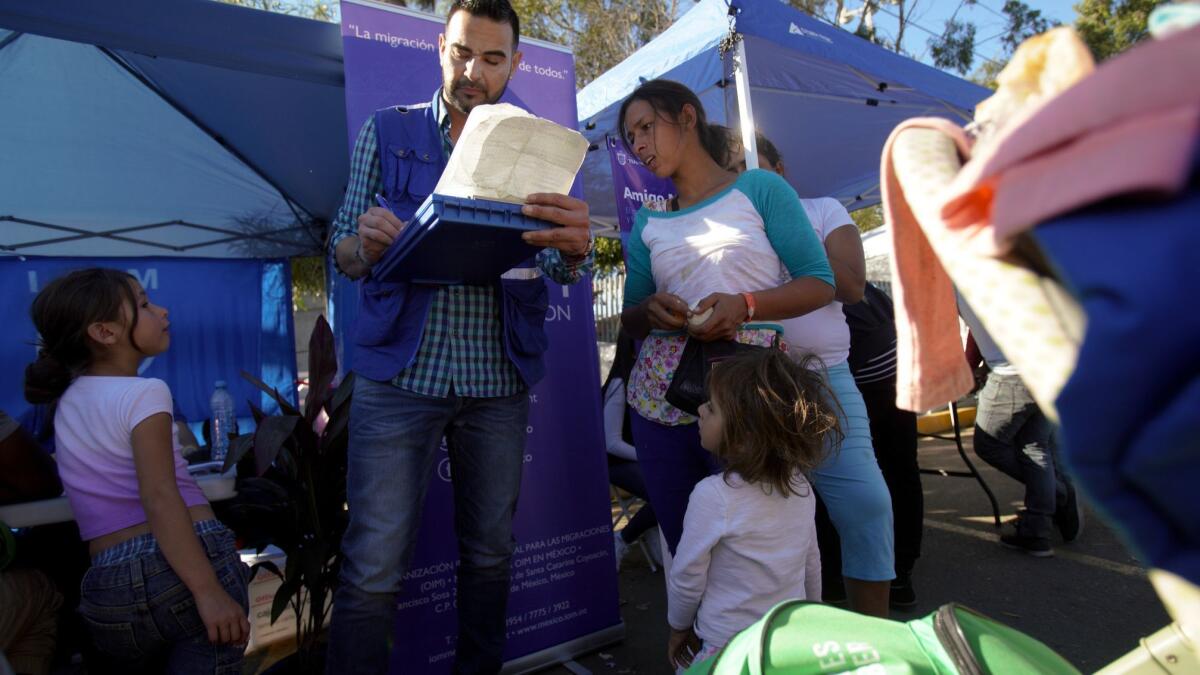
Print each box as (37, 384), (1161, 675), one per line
(354, 239), (372, 268)
(567, 233), (595, 262)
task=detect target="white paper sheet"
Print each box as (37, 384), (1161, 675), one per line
(434, 103), (589, 204)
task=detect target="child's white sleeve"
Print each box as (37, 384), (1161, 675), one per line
(123, 378), (174, 433)
(667, 479), (726, 631)
(804, 530), (822, 601)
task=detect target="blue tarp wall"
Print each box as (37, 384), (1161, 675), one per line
(0, 258), (295, 429)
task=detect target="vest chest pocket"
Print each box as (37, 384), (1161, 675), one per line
(385, 144), (440, 220)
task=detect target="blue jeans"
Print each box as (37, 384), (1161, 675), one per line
(77, 520), (249, 675)
(974, 372), (1066, 538)
(327, 377), (530, 675)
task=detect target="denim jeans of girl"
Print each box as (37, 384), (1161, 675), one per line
(78, 520), (249, 675)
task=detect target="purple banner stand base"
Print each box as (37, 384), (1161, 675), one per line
(500, 624), (624, 674)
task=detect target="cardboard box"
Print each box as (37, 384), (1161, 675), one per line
(241, 546), (300, 652)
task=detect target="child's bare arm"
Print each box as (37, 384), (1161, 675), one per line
(132, 413), (249, 645)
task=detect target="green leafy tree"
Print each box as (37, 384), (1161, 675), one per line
(969, 57), (1006, 90)
(217, 0), (338, 21)
(999, 0), (1055, 53)
(842, 0), (916, 54)
(931, 1), (1056, 83)
(929, 18), (977, 74)
(592, 235), (625, 273)
(851, 205), (884, 233)
(511, 0), (680, 88)
(1073, 0), (1167, 61)
(291, 257), (326, 311)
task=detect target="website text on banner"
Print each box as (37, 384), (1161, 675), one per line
(337, 2), (620, 672)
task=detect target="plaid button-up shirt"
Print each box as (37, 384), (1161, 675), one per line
(328, 90), (591, 398)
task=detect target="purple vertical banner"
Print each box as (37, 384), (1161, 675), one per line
(337, 2), (621, 672)
(605, 135), (677, 243)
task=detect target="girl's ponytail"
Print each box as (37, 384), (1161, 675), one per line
(24, 351), (73, 404)
(23, 267), (140, 405)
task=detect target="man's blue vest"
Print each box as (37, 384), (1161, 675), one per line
(352, 99), (550, 387)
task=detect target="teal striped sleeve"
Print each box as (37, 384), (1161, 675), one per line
(622, 209), (657, 309)
(739, 170), (835, 286)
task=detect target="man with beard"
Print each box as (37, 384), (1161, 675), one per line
(326, 1), (593, 672)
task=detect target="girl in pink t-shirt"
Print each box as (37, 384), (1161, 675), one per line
(24, 268), (249, 672)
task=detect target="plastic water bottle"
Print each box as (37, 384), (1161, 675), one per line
(210, 381), (236, 465)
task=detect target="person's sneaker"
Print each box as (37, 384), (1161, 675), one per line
(1000, 532), (1054, 557)
(1055, 483), (1085, 542)
(889, 574), (917, 610)
(613, 531), (630, 571)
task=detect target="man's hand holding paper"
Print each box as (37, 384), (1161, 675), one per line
(521, 193), (590, 257)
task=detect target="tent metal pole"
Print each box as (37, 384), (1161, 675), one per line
(732, 38), (759, 171)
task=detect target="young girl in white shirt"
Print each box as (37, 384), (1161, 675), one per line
(24, 268), (249, 673)
(667, 349), (841, 671)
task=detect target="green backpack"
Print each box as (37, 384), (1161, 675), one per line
(686, 601), (1081, 675)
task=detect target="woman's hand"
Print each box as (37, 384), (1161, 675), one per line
(195, 587), (250, 645)
(644, 292), (690, 331)
(688, 292), (749, 342)
(667, 626), (702, 670)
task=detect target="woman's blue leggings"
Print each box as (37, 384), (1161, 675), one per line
(630, 361), (895, 581)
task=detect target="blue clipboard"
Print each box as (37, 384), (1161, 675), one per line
(371, 194), (553, 285)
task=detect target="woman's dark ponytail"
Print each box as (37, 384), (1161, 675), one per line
(701, 123), (733, 169)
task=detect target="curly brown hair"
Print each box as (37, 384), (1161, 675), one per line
(706, 349), (842, 497)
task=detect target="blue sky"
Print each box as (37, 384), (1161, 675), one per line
(866, 0), (1081, 70)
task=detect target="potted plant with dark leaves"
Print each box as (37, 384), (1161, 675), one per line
(220, 315), (353, 673)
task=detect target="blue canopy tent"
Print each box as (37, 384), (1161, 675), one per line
(577, 0), (991, 228)
(0, 0), (350, 425)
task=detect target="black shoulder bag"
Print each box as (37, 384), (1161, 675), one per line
(664, 335), (778, 416)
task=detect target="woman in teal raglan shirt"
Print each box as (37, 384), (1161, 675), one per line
(618, 80), (894, 618)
